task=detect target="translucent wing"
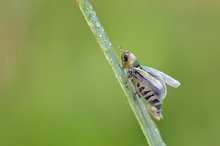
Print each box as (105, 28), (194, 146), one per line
(130, 67), (167, 101)
(141, 66), (180, 88)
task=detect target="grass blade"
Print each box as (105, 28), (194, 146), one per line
(76, 0), (166, 145)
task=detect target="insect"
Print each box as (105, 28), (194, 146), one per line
(121, 50), (180, 120)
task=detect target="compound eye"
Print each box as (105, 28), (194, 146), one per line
(124, 55), (128, 61)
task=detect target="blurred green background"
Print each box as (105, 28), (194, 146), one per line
(0, 0), (220, 146)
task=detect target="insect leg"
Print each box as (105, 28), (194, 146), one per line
(132, 91), (139, 100)
(125, 73), (131, 88)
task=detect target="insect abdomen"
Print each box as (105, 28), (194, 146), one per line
(135, 79), (163, 120)
(138, 86), (163, 113)
(137, 83), (162, 111)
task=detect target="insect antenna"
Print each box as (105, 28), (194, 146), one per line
(118, 46), (125, 52)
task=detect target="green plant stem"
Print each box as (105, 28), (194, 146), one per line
(76, 0), (166, 145)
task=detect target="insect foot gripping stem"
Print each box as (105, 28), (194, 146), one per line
(132, 92), (139, 100)
(125, 75), (130, 88)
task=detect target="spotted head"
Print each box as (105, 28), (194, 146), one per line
(121, 50), (140, 69)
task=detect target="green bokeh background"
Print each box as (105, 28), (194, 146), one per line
(1, 0), (220, 146)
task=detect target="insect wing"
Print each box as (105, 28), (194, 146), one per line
(131, 67), (167, 101)
(141, 66), (180, 88)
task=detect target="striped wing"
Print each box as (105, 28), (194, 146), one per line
(131, 67), (167, 101)
(141, 66), (180, 88)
